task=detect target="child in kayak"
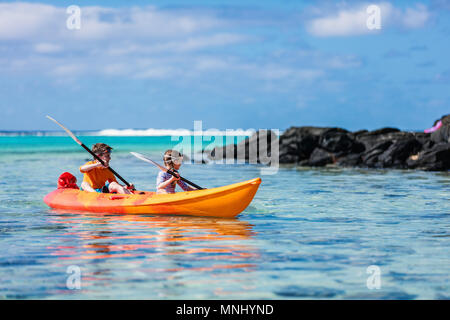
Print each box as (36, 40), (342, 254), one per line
(79, 143), (133, 194)
(156, 150), (196, 194)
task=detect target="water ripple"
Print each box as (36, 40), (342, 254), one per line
(0, 145), (449, 299)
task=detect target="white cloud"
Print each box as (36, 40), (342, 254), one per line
(159, 33), (247, 52)
(306, 2), (430, 37)
(0, 2), (358, 86)
(402, 4), (430, 29)
(51, 64), (85, 76)
(34, 43), (63, 53)
(195, 57), (229, 70)
(102, 63), (129, 76)
(0, 3), (61, 40)
(307, 7), (371, 37)
(103, 33), (248, 56)
(0, 3), (245, 79)
(0, 3), (225, 42)
(133, 66), (176, 79)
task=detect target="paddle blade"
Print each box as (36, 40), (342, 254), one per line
(130, 152), (168, 172)
(46, 115), (82, 145)
(131, 152), (204, 190)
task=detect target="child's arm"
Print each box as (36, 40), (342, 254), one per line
(177, 180), (196, 191)
(81, 181), (96, 192)
(80, 161), (105, 173)
(157, 175), (178, 191)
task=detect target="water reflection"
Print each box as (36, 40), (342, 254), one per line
(47, 211), (258, 276)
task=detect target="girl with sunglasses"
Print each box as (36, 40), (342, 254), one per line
(156, 149), (196, 194)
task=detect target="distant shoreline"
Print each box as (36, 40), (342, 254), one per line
(0, 127), (426, 137)
(0, 129), (271, 137)
(0, 130), (97, 137)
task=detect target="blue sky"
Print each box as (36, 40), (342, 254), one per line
(0, 0), (449, 131)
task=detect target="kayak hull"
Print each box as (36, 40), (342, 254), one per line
(44, 178), (261, 218)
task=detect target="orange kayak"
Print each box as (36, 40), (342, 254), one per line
(44, 178), (261, 218)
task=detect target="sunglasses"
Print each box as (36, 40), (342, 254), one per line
(166, 156), (183, 165)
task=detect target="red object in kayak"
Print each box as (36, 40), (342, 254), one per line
(57, 172), (79, 189)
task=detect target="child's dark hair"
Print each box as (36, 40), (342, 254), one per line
(163, 149), (183, 170)
(92, 143), (113, 159)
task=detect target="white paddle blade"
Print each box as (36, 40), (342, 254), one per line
(130, 152), (168, 172)
(46, 115), (82, 145)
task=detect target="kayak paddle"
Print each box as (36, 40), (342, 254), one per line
(46, 115), (135, 190)
(130, 152), (204, 190)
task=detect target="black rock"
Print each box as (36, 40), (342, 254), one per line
(406, 143), (450, 171)
(361, 140), (393, 167)
(353, 129), (369, 136)
(356, 129), (405, 151)
(199, 114), (450, 172)
(206, 129), (278, 165)
(279, 154), (300, 164)
(279, 127), (323, 161)
(277, 118), (449, 171)
(430, 114), (450, 144)
(378, 137), (422, 168)
(319, 128), (365, 154)
(364, 127), (400, 135)
(308, 148), (334, 166)
(336, 153), (362, 167)
(412, 132), (430, 146)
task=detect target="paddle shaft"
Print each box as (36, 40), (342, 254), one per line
(130, 152), (204, 190)
(166, 169), (204, 190)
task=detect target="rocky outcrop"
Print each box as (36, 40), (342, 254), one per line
(277, 115), (450, 171)
(205, 130), (278, 165)
(430, 114), (450, 144)
(406, 143), (450, 171)
(201, 115), (450, 171)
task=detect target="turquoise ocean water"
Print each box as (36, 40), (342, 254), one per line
(0, 135), (449, 299)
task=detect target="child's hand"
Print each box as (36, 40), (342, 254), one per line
(171, 170), (180, 178)
(170, 175), (180, 182)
